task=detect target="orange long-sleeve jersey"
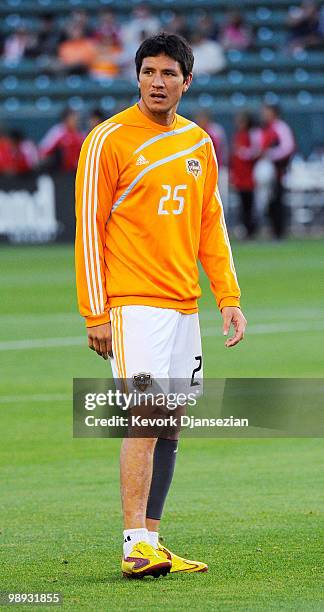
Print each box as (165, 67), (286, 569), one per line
(75, 103), (240, 327)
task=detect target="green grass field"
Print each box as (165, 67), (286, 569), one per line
(1, 240), (323, 610)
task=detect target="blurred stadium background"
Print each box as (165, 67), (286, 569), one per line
(1, 1), (323, 609)
(0, 0), (324, 241)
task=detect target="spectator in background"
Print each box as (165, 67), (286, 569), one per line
(165, 14), (191, 40)
(121, 4), (160, 50)
(39, 109), (84, 172)
(30, 13), (62, 59)
(260, 104), (295, 239)
(0, 129), (15, 174)
(195, 111), (228, 167)
(9, 130), (39, 173)
(287, 1), (323, 52)
(191, 32), (226, 74)
(221, 10), (252, 51)
(58, 24), (96, 74)
(3, 26), (36, 62)
(230, 111), (261, 238)
(90, 32), (123, 79)
(93, 10), (121, 46)
(69, 9), (93, 38)
(0, 128), (38, 174)
(196, 12), (219, 41)
(87, 108), (105, 133)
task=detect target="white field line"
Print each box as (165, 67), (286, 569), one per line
(0, 313), (77, 323)
(0, 336), (84, 350)
(1, 320), (324, 352)
(0, 394), (69, 404)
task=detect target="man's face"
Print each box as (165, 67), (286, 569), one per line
(66, 112), (79, 130)
(138, 54), (192, 115)
(262, 106), (275, 126)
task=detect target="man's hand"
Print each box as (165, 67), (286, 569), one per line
(87, 322), (113, 360)
(222, 307), (247, 348)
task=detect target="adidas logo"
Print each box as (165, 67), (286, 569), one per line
(136, 154), (149, 166)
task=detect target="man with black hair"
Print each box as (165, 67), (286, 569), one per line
(261, 104), (295, 239)
(40, 109), (83, 171)
(75, 33), (246, 579)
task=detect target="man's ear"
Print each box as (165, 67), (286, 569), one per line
(183, 73), (193, 93)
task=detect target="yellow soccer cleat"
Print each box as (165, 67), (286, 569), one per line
(122, 541), (171, 579)
(157, 543), (208, 573)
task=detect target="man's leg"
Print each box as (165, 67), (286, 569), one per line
(146, 312), (203, 542)
(240, 190), (257, 238)
(112, 304), (179, 544)
(122, 398), (180, 539)
(146, 426), (207, 573)
(120, 434), (173, 578)
(110, 306), (206, 575)
(121, 437), (157, 530)
(146, 313), (208, 573)
(146, 437), (179, 544)
(269, 178), (286, 239)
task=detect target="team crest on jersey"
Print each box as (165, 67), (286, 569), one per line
(133, 373), (153, 392)
(186, 158), (202, 178)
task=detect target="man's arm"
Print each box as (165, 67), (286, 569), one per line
(75, 123), (118, 358)
(265, 122), (295, 162)
(39, 124), (62, 158)
(221, 306), (247, 348)
(87, 323), (112, 360)
(198, 140), (247, 347)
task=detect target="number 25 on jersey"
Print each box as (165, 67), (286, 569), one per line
(158, 184), (187, 216)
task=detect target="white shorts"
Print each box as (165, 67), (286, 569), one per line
(110, 305), (203, 393)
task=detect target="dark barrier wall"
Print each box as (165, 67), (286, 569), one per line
(0, 172), (76, 244)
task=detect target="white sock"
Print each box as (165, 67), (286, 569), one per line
(148, 530), (159, 549)
(123, 528), (149, 558)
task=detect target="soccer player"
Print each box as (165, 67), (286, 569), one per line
(75, 32), (247, 579)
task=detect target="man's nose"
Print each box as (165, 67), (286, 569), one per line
(151, 73), (165, 88)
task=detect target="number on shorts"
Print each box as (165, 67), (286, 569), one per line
(191, 355), (202, 386)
